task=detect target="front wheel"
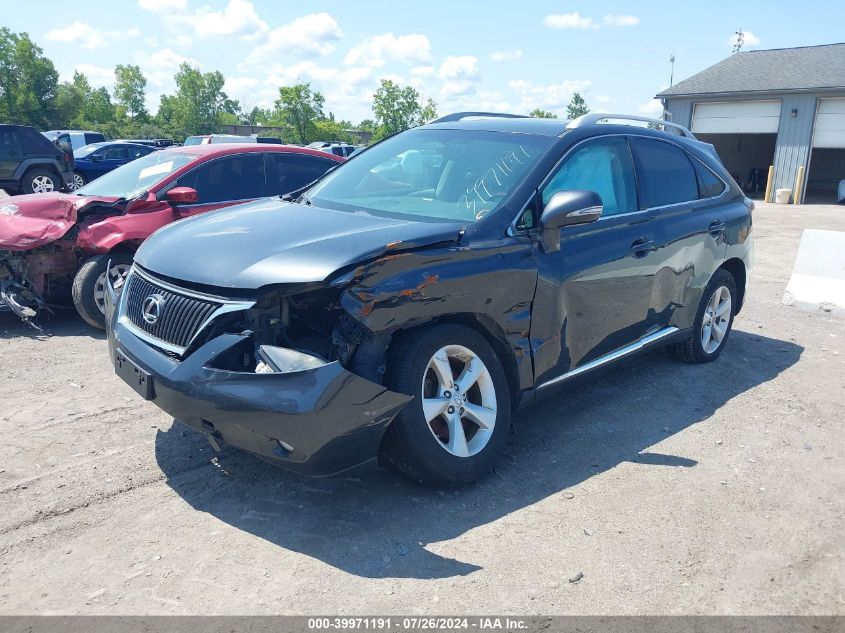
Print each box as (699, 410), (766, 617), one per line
(72, 253), (133, 329)
(381, 324), (511, 485)
(670, 269), (737, 363)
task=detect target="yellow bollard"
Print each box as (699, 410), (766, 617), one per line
(793, 165), (805, 204)
(764, 165), (775, 203)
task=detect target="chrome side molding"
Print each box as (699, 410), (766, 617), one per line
(537, 326), (680, 390)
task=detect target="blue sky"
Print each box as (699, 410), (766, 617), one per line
(4, 0), (844, 122)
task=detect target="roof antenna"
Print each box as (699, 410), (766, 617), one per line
(669, 52), (676, 87)
(732, 28), (745, 54)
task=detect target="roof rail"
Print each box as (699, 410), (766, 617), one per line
(565, 113), (696, 138)
(431, 111), (530, 124)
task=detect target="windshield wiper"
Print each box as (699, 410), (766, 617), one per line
(280, 163), (341, 204)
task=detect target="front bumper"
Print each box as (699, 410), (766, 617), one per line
(105, 280), (411, 477)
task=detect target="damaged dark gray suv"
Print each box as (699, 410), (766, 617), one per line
(106, 112), (754, 485)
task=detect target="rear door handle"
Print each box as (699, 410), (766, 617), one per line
(709, 220), (726, 236)
(630, 237), (655, 258)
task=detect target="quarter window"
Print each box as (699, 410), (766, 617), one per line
(630, 138), (698, 208)
(693, 159), (726, 198)
(541, 137), (637, 217)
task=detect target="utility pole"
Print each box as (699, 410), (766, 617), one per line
(669, 52), (676, 87)
(732, 28), (745, 54)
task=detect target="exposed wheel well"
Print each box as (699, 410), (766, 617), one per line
(718, 258), (747, 313)
(385, 314), (522, 409)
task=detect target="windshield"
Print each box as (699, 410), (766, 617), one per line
(73, 144), (102, 159)
(75, 151), (196, 198)
(183, 136), (205, 145)
(307, 128), (554, 222)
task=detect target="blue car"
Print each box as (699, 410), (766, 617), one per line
(70, 141), (156, 191)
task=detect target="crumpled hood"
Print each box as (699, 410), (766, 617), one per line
(0, 193), (119, 251)
(135, 197), (464, 289)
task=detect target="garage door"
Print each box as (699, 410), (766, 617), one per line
(691, 100), (782, 134)
(812, 98), (845, 148)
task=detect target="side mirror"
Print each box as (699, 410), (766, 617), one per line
(91, 154), (103, 162)
(539, 190), (603, 253)
(166, 186), (198, 205)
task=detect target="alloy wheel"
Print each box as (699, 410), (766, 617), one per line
(94, 263), (131, 313)
(421, 344), (497, 457)
(701, 285), (732, 354)
(31, 175), (55, 193)
(70, 173), (84, 191)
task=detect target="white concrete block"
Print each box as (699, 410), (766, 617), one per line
(783, 229), (845, 317)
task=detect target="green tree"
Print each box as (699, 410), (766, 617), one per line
(0, 28), (59, 128)
(160, 63), (239, 138)
(55, 71), (91, 126)
(372, 79), (437, 140)
(272, 82), (325, 144)
(82, 87), (115, 124)
(114, 64), (147, 120)
(529, 107), (557, 119)
(565, 92), (590, 119)
(245, 105), (271, 126)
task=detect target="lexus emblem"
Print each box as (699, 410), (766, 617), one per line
(141, 294), (165, 324)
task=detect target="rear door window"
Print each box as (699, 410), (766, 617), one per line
(176, 153), (265, 204)
(265, 152), (337, 196)
(630, 137), (699, 208)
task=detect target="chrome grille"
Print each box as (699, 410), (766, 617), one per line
(124, 272), (222, 350)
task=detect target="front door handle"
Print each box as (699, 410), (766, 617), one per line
(630, 237), (655, 258)
(708, 220), (726, 237)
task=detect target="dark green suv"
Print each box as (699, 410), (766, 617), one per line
(0, 124), (74, 194)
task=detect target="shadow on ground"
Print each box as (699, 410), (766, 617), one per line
(0, 310), (105, 341)
(155, 330), (802, 580)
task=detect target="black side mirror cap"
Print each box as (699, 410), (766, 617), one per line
(539, 190), (603, 252)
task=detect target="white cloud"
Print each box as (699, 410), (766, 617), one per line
(248, 12), (343, 64)
(138, 0), (186, 12)
(490, 49), (523, 62)
(604, 14), (639, 27)
(225, 76), (259, 96)
(71, 64), (115, 89)
(508, 79), (593, 115)
(45, 21), (140, 49)
(729, 30), (761, 49)
(440, 81), (477, 98)
(439, 56), (479, 81)
(187, 0), (268, 40)
(411, 65), (435, 77)
(543, 13), (596, 29)
(344, 33), (431, 67)
(144, 48), (196, 70)
(638, 99), (664, 117)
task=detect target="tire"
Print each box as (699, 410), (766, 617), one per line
(69, 172), (85, 191)
(381, 324), (511, 486)
(22, 168), (60, 194)
(670, 268), (737, 364)
(72, 252), (134, 329)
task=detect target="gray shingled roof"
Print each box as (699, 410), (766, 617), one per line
(657, 43), (845, 97)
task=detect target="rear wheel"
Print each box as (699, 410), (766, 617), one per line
(23, 168), (60, 194)
(670, 269), (737, 363)
(69, 172), (85, 191)
(72, 253), (133, 329)
(381, 324), (511, 485)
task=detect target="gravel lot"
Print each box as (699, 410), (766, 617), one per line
(1, 202), (843, 615)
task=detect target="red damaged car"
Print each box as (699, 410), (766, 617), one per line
(0, 143), (343, 329)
